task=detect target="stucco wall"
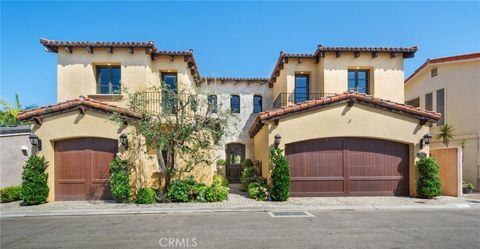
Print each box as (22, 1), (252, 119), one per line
(271, 52), (405, 103)
(253, 125), (270, 179)
(199, 80), (272, 162)
(253, 103), (431, 196)
(405, 59), (480, 188)
(0, 127), (31, 188)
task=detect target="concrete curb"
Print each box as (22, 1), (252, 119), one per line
(0, 203), (475, 218)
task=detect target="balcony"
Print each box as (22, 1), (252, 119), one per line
(272, 93), (336, 109)
(132, 91), (195, 114)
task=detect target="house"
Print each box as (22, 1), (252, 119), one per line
(405, 53), (480, 190)
(18, 39), (440, 201)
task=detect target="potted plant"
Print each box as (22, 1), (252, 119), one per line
(462, 181), (475, 194)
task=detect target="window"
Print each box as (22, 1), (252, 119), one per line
(96, 66), (121, 94)
(348, 70), (369, 94)
(431, 68), (438, 77)
(253, 95), (262, 113)
(425, 92), (433, 111)
(161, 73), (178, 113)
(208, 95), (217, 113)
(405, 97), (420, 107)
(230, 95), (240, 113)
(294, 74), (309, 103)
(161, 73), (177, 93)
(436, 88), (445, 125)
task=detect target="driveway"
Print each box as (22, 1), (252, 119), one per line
(1, 209), (479, 249)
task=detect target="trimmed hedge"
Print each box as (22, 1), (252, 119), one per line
(22, 155), (49, 205)
(136, 188), (157, 204)
(417, 157), (441, 198)
(109, 157), (131, 203)
(270, 148), (290, 201)
(0, 185), (22, 203)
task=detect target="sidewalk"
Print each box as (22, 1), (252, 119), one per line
(1, 192), (479, 218)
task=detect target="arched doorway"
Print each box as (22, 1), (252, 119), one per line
(225, 143), (245, 183)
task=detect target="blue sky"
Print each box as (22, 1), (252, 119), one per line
(1, 1), (479, 107)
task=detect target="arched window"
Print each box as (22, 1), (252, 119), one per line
(208, 95), (217, 113)
(253, 95), (262, 113)
(230, 95), (240, 113)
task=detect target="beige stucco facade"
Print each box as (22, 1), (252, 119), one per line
(405, 57), (480, 189)
(272, 52), (405, 104)
(253, 102), (431, 196)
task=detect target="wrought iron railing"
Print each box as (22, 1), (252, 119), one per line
(272, 93), (336, 109)
(132, 91), (194, 114)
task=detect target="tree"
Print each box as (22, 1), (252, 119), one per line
(436, 123), (454, 147)
(0, 94), (24, 127)
(113, 83), (229, 193)
(270, 147), (290, 201)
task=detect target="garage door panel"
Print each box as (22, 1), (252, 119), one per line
(291, 179), (345, 197)
(55, 138), (117, 201)
(286, 137), (409, 197)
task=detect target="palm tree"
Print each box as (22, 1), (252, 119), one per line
(436, 123), (454, 147)
(0, 94), (23, 127)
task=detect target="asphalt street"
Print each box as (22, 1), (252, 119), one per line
(1, 209), (479, 249)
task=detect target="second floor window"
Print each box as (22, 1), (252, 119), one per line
(436, 88), (445, 125)
(161, 73), (178, 113)
(161, 73), (177, 93)
(294, 74), (309, 104)
(230, 95), (240, 113)
(253, 95), (262, 113)
(208, 95), (217, 113)
(97, 65), (121, 94)
(405, 97), (420, 107)
(348, 70), (369, 94)
(425, 92), (433, 111)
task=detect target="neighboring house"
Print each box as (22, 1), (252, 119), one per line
(405, 53), (480, 189)
(0, 126), (31, 188)
(18, 39), (440, 201)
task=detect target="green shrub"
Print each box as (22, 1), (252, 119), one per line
(0, 185), (22, 203)
(270, 148), (290, 201)
(166, 176), (228, 203)
(240, 159), (258, 188)
(109, 157), (131, 203)
(136, 188), (157, 204)
(212, 174), (228, 187)
(21, 155), (49, 205)
(166, 176), (197, 202)
(247, 178), (268, 201)
(416, 157), (442, 198)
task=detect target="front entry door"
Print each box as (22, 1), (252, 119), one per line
(225, 143), (245, 183)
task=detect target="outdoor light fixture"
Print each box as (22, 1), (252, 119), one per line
(420, 133), (433, 149)
(120, 133), (129, 149)
(274, 134), (282, 148)
(29, 134), (42, 151)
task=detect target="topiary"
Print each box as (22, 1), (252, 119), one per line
(0, 185), (22, 203)
(416, 157), (442, 198)
(240, 159), (258, 188)
(270, 148), (290, 201)
(21, 155), (49, 205)
(136, 188), (157, 204)
(109, 157), (131, 203)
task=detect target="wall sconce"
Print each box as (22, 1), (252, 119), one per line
(274, 134), (282, 148)
(29, 134), (42, 151)
(420, 133), (432, 149)
(120, 133), (129, 149)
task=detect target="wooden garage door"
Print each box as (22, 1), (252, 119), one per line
(286, 138), (409, 197)
(55, 138), (117, 201)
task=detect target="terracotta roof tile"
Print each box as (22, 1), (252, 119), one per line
(405, 52), (480, 84)
(18, 98), (142, 121)
(248, 92), (441, 138)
